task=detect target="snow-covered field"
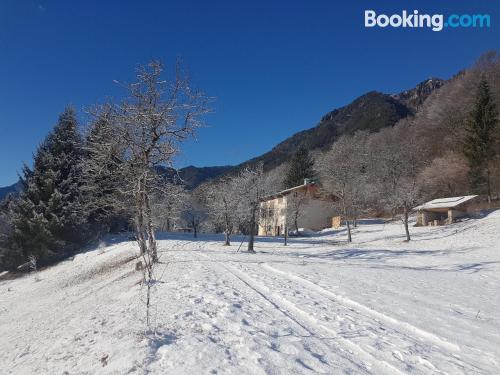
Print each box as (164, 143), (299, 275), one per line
(1, 211), (500, 374)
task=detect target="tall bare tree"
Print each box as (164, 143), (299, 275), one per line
(317, 132), (368, 243)
(232, 164), (273, 253)
(85, 60), (210, 325)
(105, 60), (209, 262)
(206, 178), (239, 245)
(367, 124), (423, 241)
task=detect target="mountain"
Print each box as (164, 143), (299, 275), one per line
(238, 78), (444, 171)
(393, 78), (445, 113)
(176, 165), (233, 189)
(156, 165), (233, 190)
(0, 180), (22, 201)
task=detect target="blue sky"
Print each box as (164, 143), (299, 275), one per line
(0, 0), (498, 186)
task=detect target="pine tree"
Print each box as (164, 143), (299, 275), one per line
(283, 146), (315, 188)
(0, 196), (23, 270)
(463, 79), (498, 202)
(11, 107), (87, 263)
(82, 107), (130, 233)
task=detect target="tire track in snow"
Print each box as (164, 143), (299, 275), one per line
(261, 262), (460, 353)
(259, 262), (489, 375)
(203, 255), (406, 375)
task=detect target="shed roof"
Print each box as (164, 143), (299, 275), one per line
(413, 195), (478, 211)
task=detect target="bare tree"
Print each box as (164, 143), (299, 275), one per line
(85, 60), (210, 325)
(286, 190), (309, 233)
(417, 152), (469, 198)
(112, 60), (208, 259)
(317, 132), (368, 243)
(206, 178), (239, 245)
(367, 124), (424, 241)
(181, 188), (208, 238)
(151, 182), (188, 232)
(232, 164), (273, 253)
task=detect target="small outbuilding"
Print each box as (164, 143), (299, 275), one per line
(414, 195), (478, 226)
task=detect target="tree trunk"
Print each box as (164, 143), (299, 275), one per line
(486, 167), (492, 204)
(134, 176), (150, 258)
(144, 193), (158, 263)
(135, 218), (147, 255)
(346, 219), (352, 243)
(284, 225), (288, 246)
(193, 224), (198, 238)
(248, 207), (256, 253)
(403, 204), (411, 242)
(135, 191), (147, 256)
(342, 198), (352, 243)
(224, 230), (230, 246)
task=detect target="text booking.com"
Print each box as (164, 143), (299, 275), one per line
(365, 10), (491, 31)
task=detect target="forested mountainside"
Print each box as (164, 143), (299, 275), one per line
(191, 77), (445, 185)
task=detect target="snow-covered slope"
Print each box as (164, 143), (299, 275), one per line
(1, 211), (500, 374)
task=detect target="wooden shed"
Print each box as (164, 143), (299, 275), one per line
(414, 195), (478, 226)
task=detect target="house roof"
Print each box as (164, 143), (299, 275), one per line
(261, 181), (316, 201)
(413, 195), (478, 211)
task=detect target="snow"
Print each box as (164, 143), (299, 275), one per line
(1, 211), (500, 374)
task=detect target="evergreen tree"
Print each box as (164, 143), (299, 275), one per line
(11, 107), (86, 263)
(463, 79), (498, 201)
(283, 146), (315, 188)
(0, 196), (23, 270)
(82, 107), (130, 233)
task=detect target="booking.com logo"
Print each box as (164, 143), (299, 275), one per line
(365, 10), (491, 31)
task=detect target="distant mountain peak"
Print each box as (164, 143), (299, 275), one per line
(393, 78), (444, 113)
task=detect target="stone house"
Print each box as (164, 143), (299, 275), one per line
(258, 180), (337, 236)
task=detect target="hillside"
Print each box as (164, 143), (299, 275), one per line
(240, 78), (443, 171)
(176, 165), (234, 189)
(156, 165), (233, 190)
(1, 211), (499, 373)
(0, 180), (22, 201)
